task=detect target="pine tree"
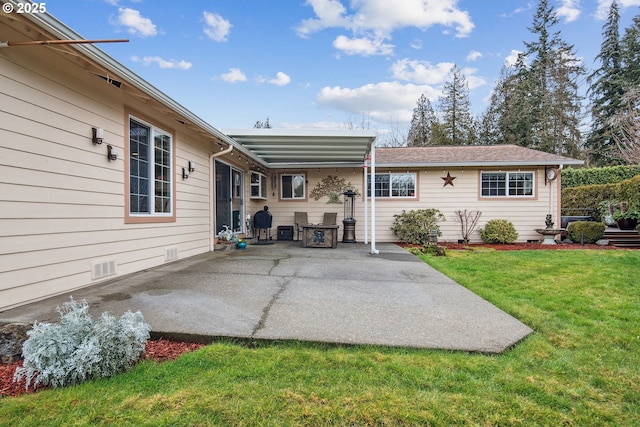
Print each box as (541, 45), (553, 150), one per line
(586, 0), (625, 166)
(253, 117), (272, 128)
(407, 94), (438, 146)
(620, 14), (640, 88)
(437, 65), (477, 145)
(516, 0), (585, 156)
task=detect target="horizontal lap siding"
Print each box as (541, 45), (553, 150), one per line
(0, 48), (213, 310)
(370, 168), (552, 243)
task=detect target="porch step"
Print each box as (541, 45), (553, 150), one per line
(604, 228), (640, 248)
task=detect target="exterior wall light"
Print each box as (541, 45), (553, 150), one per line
(92, 127), (104, 144)
(106, 144), (117, 161)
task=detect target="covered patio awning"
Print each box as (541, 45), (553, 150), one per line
(223, 129), (377, 168)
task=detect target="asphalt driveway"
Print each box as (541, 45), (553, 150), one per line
(0, 242), (532, 353)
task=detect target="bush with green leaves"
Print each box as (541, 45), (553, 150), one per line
(390, 209), (445, 245)
(567, 221), (606, 244)
(14, 298), (151, 389)
(479, 219), (518, 244)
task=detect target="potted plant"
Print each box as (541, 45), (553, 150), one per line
(613, 202), (640, 230)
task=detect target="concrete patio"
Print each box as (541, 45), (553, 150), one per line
(0, 242), (532, 354)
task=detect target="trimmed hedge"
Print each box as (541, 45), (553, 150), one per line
(562, 174), (640, 221)
(562, 165), (640, 189)
(567, 221), (606, 244)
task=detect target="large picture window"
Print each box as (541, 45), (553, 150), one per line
(281, 173), (305, 199)
(481, 171), (534, 197)
(367, 173), (416, 198)
(129, 117), (173, 216)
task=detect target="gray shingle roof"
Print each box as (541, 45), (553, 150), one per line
(375, 144), (583, 167)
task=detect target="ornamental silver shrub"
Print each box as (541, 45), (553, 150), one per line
(14, 298), (151, 389)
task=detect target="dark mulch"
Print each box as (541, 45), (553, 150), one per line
(1, 339), (204, 398)
(397, 242), (627, 251)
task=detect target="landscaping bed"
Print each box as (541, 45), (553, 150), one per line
(397, 241), (626, 250)
(1, 339), (204, 398)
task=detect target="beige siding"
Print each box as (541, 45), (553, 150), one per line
(0, 42), (215, 310)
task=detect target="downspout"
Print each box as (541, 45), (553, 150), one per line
(370, 142), (379, 254)
(209, 144), (234, 251)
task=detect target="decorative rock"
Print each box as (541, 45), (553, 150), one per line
(595, 239), (610, 246)
(0, 323), (30, 363)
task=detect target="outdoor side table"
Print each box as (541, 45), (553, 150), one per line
(302, 224), (339, 248)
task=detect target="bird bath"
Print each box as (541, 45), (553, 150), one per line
(535, 214), (565, 245)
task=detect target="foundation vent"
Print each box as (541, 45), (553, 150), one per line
(91, 260), (117, 280)
(165, 247), (178, 262)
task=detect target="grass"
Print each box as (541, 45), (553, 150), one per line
(1, 249), (639, 426)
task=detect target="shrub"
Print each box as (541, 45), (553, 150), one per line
(567, 221), (605, 244)
(14, 298), (150, 389)
(479, 219), (518, 244)
(390, 209), (445, 245)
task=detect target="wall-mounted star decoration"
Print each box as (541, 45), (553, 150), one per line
(441, 172), (456, 187)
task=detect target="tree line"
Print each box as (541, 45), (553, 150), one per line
(404, 0), (639, 167)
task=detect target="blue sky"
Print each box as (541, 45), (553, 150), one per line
(45, 0), (640, 138)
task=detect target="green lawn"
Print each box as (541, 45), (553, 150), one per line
(1, 249), (639, 426)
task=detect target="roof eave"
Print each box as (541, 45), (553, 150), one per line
(13, 2), (269, 168)
(377, 160), (585, 168)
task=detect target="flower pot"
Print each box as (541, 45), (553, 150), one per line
(616, 218), (638, 230)
(236, 241), (247, 250)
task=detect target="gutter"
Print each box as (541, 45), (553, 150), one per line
(209, 145), (234, 251)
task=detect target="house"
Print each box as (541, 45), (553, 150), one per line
(0, 4), (582, 311)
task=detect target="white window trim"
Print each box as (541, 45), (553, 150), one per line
(480, 171), (535, 198)
(367, 172), (417, 199)
(280, 173), (306, 200)
(250, 171), (267, 200)
(128, 115), (174, 217)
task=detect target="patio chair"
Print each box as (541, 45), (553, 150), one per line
(322, 212), (337, 225)
(294, 211), (308, 241)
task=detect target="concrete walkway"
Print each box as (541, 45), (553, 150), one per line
(0, 242), (532, 354)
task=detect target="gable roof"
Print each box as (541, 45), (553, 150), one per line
(376, 145), (584, 167)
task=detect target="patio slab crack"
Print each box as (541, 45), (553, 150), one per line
(251, 278), (290, 338)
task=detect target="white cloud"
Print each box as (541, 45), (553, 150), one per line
(391, 59), (454, 85)
(466, 50), (483, 62)
(596, 0), (640, 20)
(131, 56), (192, 70)
(114, 8), (157, 37)
(203, 11), (232, 42)
(504, 49), (523, 67)
(317, 81), (441, 123)
(220, 68), (247, 83)
(557, 0), (581, 22)
(269, 72), (292, 86)
(333, 34), (393, 56)
(296, 0), (474, 56)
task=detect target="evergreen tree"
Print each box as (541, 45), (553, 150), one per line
(620, 13), (640, 88)
(253, 117), (272, 128)
(515, 0), (585, 156)
(407, 94), (439, 146)
(437, 65), (477, 145)
(586, 0), (625, 165)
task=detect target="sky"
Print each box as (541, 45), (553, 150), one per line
(42, 0), (640, 139)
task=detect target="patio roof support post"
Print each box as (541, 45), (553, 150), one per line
(370, 142), (379, 254)
(209, 144), (234, 251)
(363, 157), (368, 245)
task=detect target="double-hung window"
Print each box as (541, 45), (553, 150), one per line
(128, 116), (174, 219)
(481, 171), (534, 197)
(367, 173), (416, 198)
(281, 173), (305, 199)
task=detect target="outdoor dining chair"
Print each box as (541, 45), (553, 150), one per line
(322, 212), (337, 225)
(294, 211), (308, 241)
